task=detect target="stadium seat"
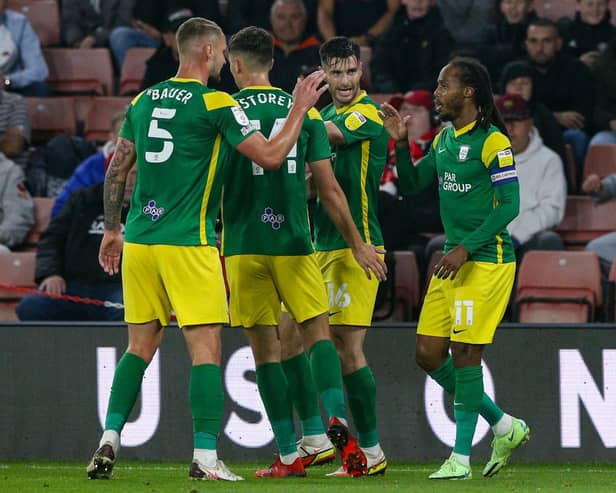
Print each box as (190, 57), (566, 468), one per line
(7, 0), (60, 46)
(28, 97), (77, 143)
(44, 48), (114, 95)
(555, 195), (616, 248)
(83, 97), (131, 142)
(515, 250), (602, 323)
(21, 197), (54, 249)
(119, 47), (155, 95)
(582, 144), (616, 180)
(359, 46), (372, 91)
(534, 1), (577, 20)
(373, 250), (420, 321)
(0, 251), (36, 321)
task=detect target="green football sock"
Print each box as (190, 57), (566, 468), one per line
(104, 352), (147, 432)
(190, 364), (223, 450)
(453, 365), (483, 456)
(429, 356), (505, 426)
(281, 352), (324, 437)
(256, 362), (297, 456)
(309, 340), (346, 419)
(344, 366), (379, 448)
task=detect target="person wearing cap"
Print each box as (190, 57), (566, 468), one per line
(499, 59), (567, 181)
(496, 93), (566, 260)
(371, 0), (453, 93)
(379, 89), (442, 259)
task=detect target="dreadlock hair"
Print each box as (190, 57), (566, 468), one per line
(319, 36), (360, 68)
(448, 57), (509, 137)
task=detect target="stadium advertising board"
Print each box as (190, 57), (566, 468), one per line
(0, 324), (615, 461)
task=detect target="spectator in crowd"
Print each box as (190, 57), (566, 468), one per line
(496, 93), (566, 261)
(590, 37), (616, 145)
(379, 90), (442, 276)
(480, 0), (537, 83)
(0, 0), (50, 97)
(582, 171), (616, 275)
(140, 8), (194, 91)
(61, 0), (130, 49)
(317, 0), (399, 46)
(0, 152), (34, 253)
(0, 75), (30, 170)
(524, 17), (594, 186)
(109, 1), (222, 69)
(436, 0), (496, 45)
(270, 0), (321, 93)
(559, 0), (616, 67)
(227, 0), (318, 37)
(371, 0), (453, 93)
(16, 167), (136, 321)
(51, 111), (125, 219)
(500, 60), (567, 179)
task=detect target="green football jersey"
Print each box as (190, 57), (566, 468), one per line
(119, 77), (256, 246)
(221, 86), (331, 256)
(314, 91), (388, 251)
(396, 121), (520, 263)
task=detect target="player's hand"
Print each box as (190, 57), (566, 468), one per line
(99, 230), (123, 275)
(434, 245), (468, 280)
(582, 173), (602, 194)
(379, 102), (409, 143)
(292, 70), (328, 113)
(351, 243), (387, 282)
(39, 275), (66, 295)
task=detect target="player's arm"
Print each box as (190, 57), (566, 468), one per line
(235, 70), (328, 170)
(379, 101), (436, 194)
(99, 137), (136, 275)
(311, 158), (387, 281)
(324, 120), (346, 145)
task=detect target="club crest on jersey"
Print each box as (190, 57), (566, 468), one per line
(143, 200), (164, 221)
(458, 145), (470, 161)
(261, 207), (285, 230)
(231, 106), (249, 126)
(344, 111), (366, 131)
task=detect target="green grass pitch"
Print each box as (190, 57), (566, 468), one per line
(2, 462), (616, 493)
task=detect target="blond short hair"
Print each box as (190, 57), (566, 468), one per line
(176, 17), (223, 55)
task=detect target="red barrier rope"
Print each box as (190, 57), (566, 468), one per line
(0, 284), (124, 309)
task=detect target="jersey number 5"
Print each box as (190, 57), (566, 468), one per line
(250, 118), (297, 175)
(145, 107), (177, 164)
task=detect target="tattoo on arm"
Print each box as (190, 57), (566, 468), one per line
(104, 138), (135, 230)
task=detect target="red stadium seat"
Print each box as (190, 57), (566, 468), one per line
(373, 250), (420, 321)
(555, 195), (616, 249)
(83, 97), (131, 142)
(44, 48), (114, 95)
(583, 144), (616, 180)
(21, 197), (54, 249)
(7, 0), (60, 46)
(0, 252), (37, 321)
(119, 48), (155, 95)
(28, 97), (77, 143)
(515, 250), (602, 323)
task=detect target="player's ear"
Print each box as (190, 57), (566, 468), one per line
(463, 86), (475, 99)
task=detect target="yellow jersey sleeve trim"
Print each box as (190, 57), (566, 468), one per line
(308, 107), (322, 120)
(130, 90), (145, 106)
(431, 128), (445, 149)
(203, 91), (239, 111)
(345, 103), (383, 126)
(481, 131), (512, 168)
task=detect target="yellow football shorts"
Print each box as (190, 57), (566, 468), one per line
(122, 242), (228, 328)
(418, 260), (515, 344)
(225, 253), (328, 328)
(315, 247), (383, 327)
